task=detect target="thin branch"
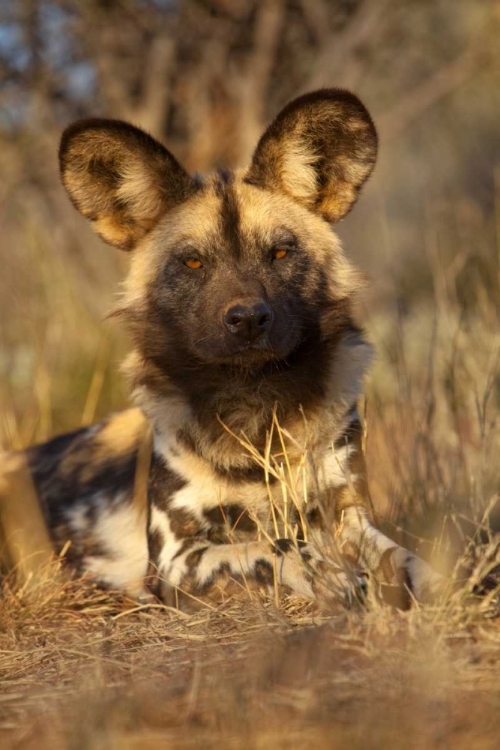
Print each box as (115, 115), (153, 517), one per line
(378, 45), (486, 141)
(304, 0), (390, 91)
(129, 34), (176, 137)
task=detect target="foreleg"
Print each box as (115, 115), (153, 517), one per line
(323, 409), (444, 602)
(150, 536), (364, 608)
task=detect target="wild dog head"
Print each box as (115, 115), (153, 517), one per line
(59, 90), (377, 396)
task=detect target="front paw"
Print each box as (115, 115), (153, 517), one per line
(312, 559), (368, 609)
(273, 538), (368, 607)
(382, 547), (445, 603)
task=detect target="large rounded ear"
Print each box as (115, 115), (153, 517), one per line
(246, 89), (378, 223)
(59, 119), (197, 250)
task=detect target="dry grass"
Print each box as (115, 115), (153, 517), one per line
(1, 556), (500, 749)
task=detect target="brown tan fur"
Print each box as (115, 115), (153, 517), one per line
(2, 89), (443, 607)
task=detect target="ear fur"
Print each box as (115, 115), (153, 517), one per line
(246, 89), (378, 223)
(59, 119), (196, 250)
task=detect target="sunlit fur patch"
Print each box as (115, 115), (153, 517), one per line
(58, 408), (149, 488)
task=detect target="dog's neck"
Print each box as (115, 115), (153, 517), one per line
(124, 328), (373, 472)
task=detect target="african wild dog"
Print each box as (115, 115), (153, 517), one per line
(0, 89), (443, 607)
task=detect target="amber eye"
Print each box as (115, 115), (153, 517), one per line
(185, 258), (202, 269)
(273, 247), (289, 260)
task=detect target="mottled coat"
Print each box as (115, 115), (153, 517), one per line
(0, 90), (442, 606)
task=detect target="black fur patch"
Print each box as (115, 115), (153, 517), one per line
(306, 506), (322, 529)
(254, 559), (274, 586)
(148, 527), (164, 564)
(27, 420), (138, 548)
(203, 504), (256, 532)
(215, 171), (242, 260)
(185, 545), (209, 571)
(334, 415), (362, 450)
(273, 538), (308, 555)
(168, 507), (204, 538)
(148, 452), (187, 512)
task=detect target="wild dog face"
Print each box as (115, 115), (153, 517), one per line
(60, 90), (377, 396)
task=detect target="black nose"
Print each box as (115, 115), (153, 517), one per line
(223, 299), (274, 342)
